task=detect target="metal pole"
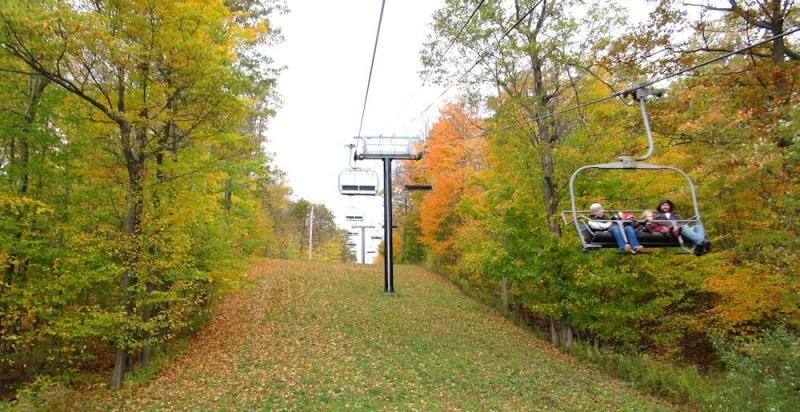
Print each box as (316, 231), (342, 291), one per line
(383, 158), (394, 293)
(308, 206), (314, 261)
(636, 95), (655, 161)
(360, 226), (366, 264)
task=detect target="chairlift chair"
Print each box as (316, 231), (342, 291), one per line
(405, 183), (433, 191)
(339, 167), (379, 196)
(564, 87), (704, 253)
(398, 164), (433, 191)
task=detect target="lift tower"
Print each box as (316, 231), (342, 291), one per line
(356, 136), (422, 293)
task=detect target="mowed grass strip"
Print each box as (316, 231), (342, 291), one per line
(95, 259), (672, 411)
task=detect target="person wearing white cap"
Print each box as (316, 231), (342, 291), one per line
(587, 203), (643, 254)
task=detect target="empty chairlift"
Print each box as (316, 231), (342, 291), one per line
(339, 167), (379, 196)
(345, 206), (363, 222)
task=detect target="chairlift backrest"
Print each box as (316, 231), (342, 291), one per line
(339, 168), (378, 196)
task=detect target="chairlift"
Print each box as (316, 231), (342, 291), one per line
(338, 144), (378, 196)
(345, 205), (363, 222)
(564, 87), (704, 253)
(400, 165), (433, 191)
(405, 183), (433, 191)
(339, 168), (379, 196)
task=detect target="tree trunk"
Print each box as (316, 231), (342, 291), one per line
(501, 277), (509, 309)
(557, 313), (573, 350)
(224, 177), (233, 213)
(19, 76), (49, 194)
(111, 124), (145, 390)
(539, 143), (561, 236)
(4, 76), (49, 284)
(549, 317), (558, 346)
(140, 287), (153, 366)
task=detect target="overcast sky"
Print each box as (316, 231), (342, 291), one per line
(266, 1), (653, 262)
(267, 0), (448, 261)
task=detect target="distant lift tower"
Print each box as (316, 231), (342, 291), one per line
(356, 136), (422, 293)
(351, 223), (374, 265)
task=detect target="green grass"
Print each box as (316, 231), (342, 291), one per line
(75, 260), (672, 410)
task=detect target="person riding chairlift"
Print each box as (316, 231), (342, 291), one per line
(655, 199), (711, 256)
(587, 203), (643, 254)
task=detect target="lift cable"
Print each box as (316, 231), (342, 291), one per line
(398, 0), (545, 133)
(413, 25), (800, 154)
(357, 0), (387, 139)
(477, 25), (800, 138)
(393, 0), (487, 122)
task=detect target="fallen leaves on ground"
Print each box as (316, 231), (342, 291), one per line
(88, 259), (672, 411)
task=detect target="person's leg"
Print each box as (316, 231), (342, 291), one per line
(610, 226), (628, 252)
(680, 225), (704, 244)
(624, 226), (640, 248)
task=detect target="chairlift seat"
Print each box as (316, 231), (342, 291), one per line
(405, 184), (433, 191)
(339, 168), (378, 196)
(565, 210), (700, 252)
(580, 226), (687, 249)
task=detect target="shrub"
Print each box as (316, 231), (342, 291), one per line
(707, 328), (800, 411)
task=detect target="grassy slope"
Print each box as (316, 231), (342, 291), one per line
(92, 260), (672, 411)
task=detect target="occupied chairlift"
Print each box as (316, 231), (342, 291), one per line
(339, 144), (379, 196)
(563, 87), (703, 253)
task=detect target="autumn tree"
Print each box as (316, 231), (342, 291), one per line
(0, 0), (285, 389)
(422, 0), (632, 347)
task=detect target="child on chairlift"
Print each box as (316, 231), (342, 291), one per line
(638, 209), (681, 237)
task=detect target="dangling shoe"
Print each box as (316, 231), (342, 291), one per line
(624, 244), (632, 254)
(694, 244), (704, 256)
(701, 240), (711, 254)
(634, 245), (644, 254)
